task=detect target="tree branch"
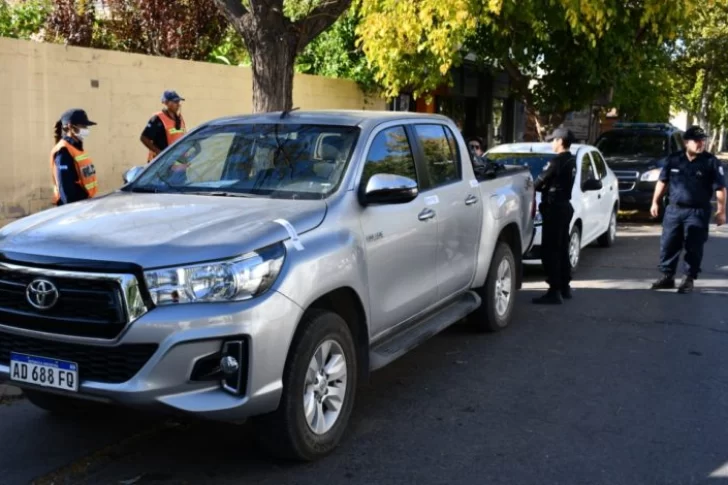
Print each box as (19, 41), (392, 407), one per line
(294, 0), (352, 51)
(213, 0), (248, 19)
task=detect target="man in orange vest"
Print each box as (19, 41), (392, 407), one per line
(140, 90), (187, 166)
(50, 109), (98, 206)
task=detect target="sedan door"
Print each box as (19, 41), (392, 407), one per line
(579, 151), (601, 243)
(357, 125), (439, 337)
(590, 149), (618, 229)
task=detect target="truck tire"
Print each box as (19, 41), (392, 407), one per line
(473, 241), (517, 333)
(598, 209), (617, 248)
(253, 310), (357, 461)
(24, 389), (104, 415)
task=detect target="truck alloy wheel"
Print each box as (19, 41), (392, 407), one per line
(253, 310), (357, 461)
(473, 241), (516, 332)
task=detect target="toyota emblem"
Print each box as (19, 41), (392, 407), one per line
(26, 279), (60, 310)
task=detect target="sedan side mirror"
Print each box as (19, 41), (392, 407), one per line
(360, 173), (418, 205)
(582, 178), (603, 191)
(123, 166), (145, 184)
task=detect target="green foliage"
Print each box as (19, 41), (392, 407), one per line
(207, 27), (250, 66)
(0, 0), (51, 39)
(295, 7), (378, 94)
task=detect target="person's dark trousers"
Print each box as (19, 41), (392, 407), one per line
(540, 202), (574, 291)
(659, 204), (711, 278)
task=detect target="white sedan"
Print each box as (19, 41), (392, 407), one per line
(486, 142), (620, 270)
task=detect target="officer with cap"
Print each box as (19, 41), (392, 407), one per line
(650, 125), (727, 293)
(50, 109), (98, 206)
(532, 127), (577, 305)
(140, 90), (187, 163)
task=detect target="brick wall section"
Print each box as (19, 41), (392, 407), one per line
(0, 38), (384, 226)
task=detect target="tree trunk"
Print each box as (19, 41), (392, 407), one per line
(249, 35), (298, 113)
(719, 126), (726, 153)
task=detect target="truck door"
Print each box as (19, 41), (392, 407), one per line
(410, 123), (482, 301)
(358, 126), (439, 336)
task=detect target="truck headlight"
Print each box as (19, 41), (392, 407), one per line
(145, 244), (285, 305)
(640, 169), (661, 182)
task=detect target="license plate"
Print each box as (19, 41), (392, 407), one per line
(9, 353), (79, 392)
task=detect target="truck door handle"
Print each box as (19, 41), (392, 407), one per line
(465, 194), (478, 206)
(598, 194), (602, 199)
(418, 208), (436, 221)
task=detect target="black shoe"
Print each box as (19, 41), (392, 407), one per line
(651, 275), (675, 290)
(677, 277), (694, 294)
(561, 286), (573, 300)
(532, 291), (563, 305)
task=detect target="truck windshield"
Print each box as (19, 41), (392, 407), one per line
(595, 131), (668, 158)
(130, 123), (360, 200)
(485, 153), (556, 179)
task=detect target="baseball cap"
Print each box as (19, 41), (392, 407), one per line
(683, 125), (707, 141)
(161, 90), (185, 103)
(60, 109), (97, 126)
(545, 127), (576, 143)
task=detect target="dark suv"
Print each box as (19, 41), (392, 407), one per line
(595, 123), (683, 216)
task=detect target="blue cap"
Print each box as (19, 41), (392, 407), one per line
(60, 109), (96, 126)
(161, 90), (185, 103)
(545, 127), (576, 143)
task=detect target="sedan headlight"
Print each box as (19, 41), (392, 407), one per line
(145, 244), (285, 305)
(640, 168), (661, 182)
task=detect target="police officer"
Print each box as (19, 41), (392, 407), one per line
(532, 128), (577, 305)
(650, 125), (727, 293)
(140, 90), (187, 163)
(50, 109), (98, 206)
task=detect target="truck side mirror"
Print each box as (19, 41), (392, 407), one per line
(582, 178), (603, 191)
(123, 166), (145, 185)
(360, 173), (418, 205)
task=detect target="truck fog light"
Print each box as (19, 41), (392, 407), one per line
(220, 355), (239, 374)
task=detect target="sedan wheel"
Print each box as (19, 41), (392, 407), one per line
(569, 227), (581, 271)
(598, 210), (617, 248)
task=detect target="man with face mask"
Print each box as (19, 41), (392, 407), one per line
(650, 125), (727, 293)
(140, 90), (187, 163)
(50, 109), (98, 206)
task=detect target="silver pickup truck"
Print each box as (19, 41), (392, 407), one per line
(0, 111), (534, 460)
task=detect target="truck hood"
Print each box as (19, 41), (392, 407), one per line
(602, 156), (666, 172)
(0, 192), (327, 268)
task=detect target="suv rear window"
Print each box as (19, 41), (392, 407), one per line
(596, 131), (668, 158)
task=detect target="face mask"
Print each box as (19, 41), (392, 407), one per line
(77, 128), (90, 141)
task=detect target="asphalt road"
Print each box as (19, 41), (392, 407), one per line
(2, 223), (728, 485)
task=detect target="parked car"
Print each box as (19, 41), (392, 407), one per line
(0, 111), (535, 461)
(486, 142), (619, 271)
(594, 122), (683, 218)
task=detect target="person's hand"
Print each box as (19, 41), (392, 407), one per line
(170, 162), (189, 173)
(650, 202), (660, 218)
(716, 210), (726, 226)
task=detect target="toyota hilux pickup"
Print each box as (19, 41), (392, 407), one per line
(0, 111), (534, 461)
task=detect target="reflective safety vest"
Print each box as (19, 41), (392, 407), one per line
(147, 111), (186, 162)
(51, 140), (98, 204)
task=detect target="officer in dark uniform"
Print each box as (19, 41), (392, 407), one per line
(533, 128), (577, 305)
(650, 125), (727, 293)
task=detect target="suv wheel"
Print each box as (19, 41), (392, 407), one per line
(473, 241), (516, 332)
(254, 310), (357, 461)
(598, 210), (617, 247)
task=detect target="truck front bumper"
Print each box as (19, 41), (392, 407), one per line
(0, 290), (304, 422)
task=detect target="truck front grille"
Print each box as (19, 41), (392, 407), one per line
(0, 331), (157, 384)
(613, 170), (640, 192)
(0, 264), (146, 340)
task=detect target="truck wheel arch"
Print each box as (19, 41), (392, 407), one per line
(293, 287), (370, 382)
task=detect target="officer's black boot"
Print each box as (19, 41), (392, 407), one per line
(677, 277), (694, 294)
(532, 289), (563, 305)
(561, 286), (573, 300)
(650, 274), (675, 290)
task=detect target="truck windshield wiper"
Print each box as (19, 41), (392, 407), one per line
(186, 191), (256, 198)
(130, 186), (161, 193)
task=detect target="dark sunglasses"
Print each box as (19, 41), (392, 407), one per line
(469, 144), (481, 150)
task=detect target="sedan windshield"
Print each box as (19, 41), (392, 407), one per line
(595, 131), (667, 158)
(485, 153), (556, 180)
(130, 123), (360, 199)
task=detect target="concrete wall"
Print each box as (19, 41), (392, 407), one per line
(0, 37), (384, 226)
